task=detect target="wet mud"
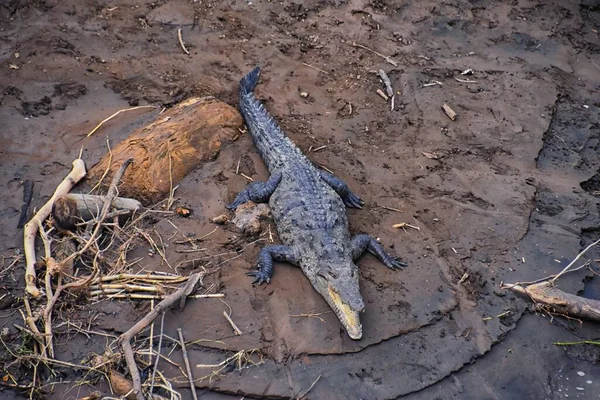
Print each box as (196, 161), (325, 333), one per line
(1, 0), (600, 399)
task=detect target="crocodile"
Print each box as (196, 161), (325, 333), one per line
(227, 67), (405, 340)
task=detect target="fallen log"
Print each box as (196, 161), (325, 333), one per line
(506, 281), (600, 321)
(52, 193), (142, 229)
(87, 96), (244, 205)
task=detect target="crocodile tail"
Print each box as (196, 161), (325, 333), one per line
(240, 66), (261, 94)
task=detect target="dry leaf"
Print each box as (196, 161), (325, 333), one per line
(176, 206), (191, 217)
(421, 151), (439, 160)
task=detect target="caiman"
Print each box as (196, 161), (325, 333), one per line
(227, 67), (405, 340)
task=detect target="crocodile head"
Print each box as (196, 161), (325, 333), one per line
(312, 263), (365, 340)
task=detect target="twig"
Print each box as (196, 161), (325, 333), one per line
(352, 42), (398, 66)
(178, 28), (190, 55)
(88, 137), (113, 194)
(551, 238), (600, 283)
(60, 158), (133, 267)
(302, 62), (330, 74)
(149, 312), (165, 396)
(554, 340), (600, 346)
(312, 145), (327, 152)
(380, 205), (403, 212)
(455, 77), (477, 83)
(442, 103), (457, 121)
(166, 152), (175, 210)
(378, 69), (394, 97)
(376, 89), (389, 101)
(296, 375), (321, 399)
(24, 158), (87, 297)
(502, 262), (590, 289)
(290, 311), (331, 324)
(177, 328), (198, 400)
(85, 106), (155, 137)
(222, 311), (243, 335)
(393, 222), (420, 231)
(119, 272), (203, 400)
(240, 173), (254, 182)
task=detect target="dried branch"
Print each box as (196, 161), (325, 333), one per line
(24, 159), (87, 297)
(118, 272), (203, 400)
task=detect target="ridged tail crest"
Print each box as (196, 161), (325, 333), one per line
(238, 67), (307, 171)
(240, 66), (261, 94)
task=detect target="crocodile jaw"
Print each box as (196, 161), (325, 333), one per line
(328, 285), (363, 340)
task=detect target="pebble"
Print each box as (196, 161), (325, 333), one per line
(299, 92), (309, 98)
(577, 371), (586, 377)
(576, 387), (584, 391)
(587, 380), (592, 384)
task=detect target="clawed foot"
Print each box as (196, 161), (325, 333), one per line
(247, 270), (271, 285)
(385, 257), (407, 270)
(343, 192), (365, 209)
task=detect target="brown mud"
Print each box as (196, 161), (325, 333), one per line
(1, 0), (600, 399)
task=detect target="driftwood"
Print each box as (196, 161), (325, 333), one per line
(88, 96), (243, 204)
(504, 239), (600, 322)
(507, 282), (600, 321)
(24, 159), (87, 297)
(52, 193), (142, 229)
(119, 273), (203, 400)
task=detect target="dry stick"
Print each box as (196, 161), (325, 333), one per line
(376, 89), (389, 101)
(86, 106), (155, 137)
(506, 281), (600, 321)
(550, 238), (600, 283)
(302, 62), (330, 75)
(119, 272), (203, 400)
(296, 375), (321, 400)
(177, 328), (198, 400)
(178, 28), (190, 55)
(88, 137), (113, 194)
(60, 158), (133, 268)
(22, 298), (47, 358)
(222, 311), (243, 335)
(24, 159), (87, 297)
(442, 103), (457, 121)
(378, 69), (394, 97)
(40, 159), (132, 357)
(149, 311), (165, 397)
(352, 42), (398, 67)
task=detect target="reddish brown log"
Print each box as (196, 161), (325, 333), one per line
(88, 97), (243, 204)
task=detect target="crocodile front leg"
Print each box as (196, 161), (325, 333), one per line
(319, 170), (364, 208)
(227, 172), (282, 210)
(351, 234), (406, 270)
(248, 245), (300, 284)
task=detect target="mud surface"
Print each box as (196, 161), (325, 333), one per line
(1, 0), (600, 399)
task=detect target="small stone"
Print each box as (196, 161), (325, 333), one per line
(299, 91), (309, 98)
(577, 371), (586, 377)
(587, 380), (592, 384)
(232, 201), (271, 236)
(576, 387), (584, 391)
(211, 214), (228, 225)
(14, 52), (20, 59)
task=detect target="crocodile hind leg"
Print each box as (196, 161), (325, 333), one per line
(227, 172), (282, 210)
(319, 170), (364, 208)
(351, 234), (406, 269)
(248, 245), (300, 284)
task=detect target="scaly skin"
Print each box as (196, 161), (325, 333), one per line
(228, 67), (405, 339)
